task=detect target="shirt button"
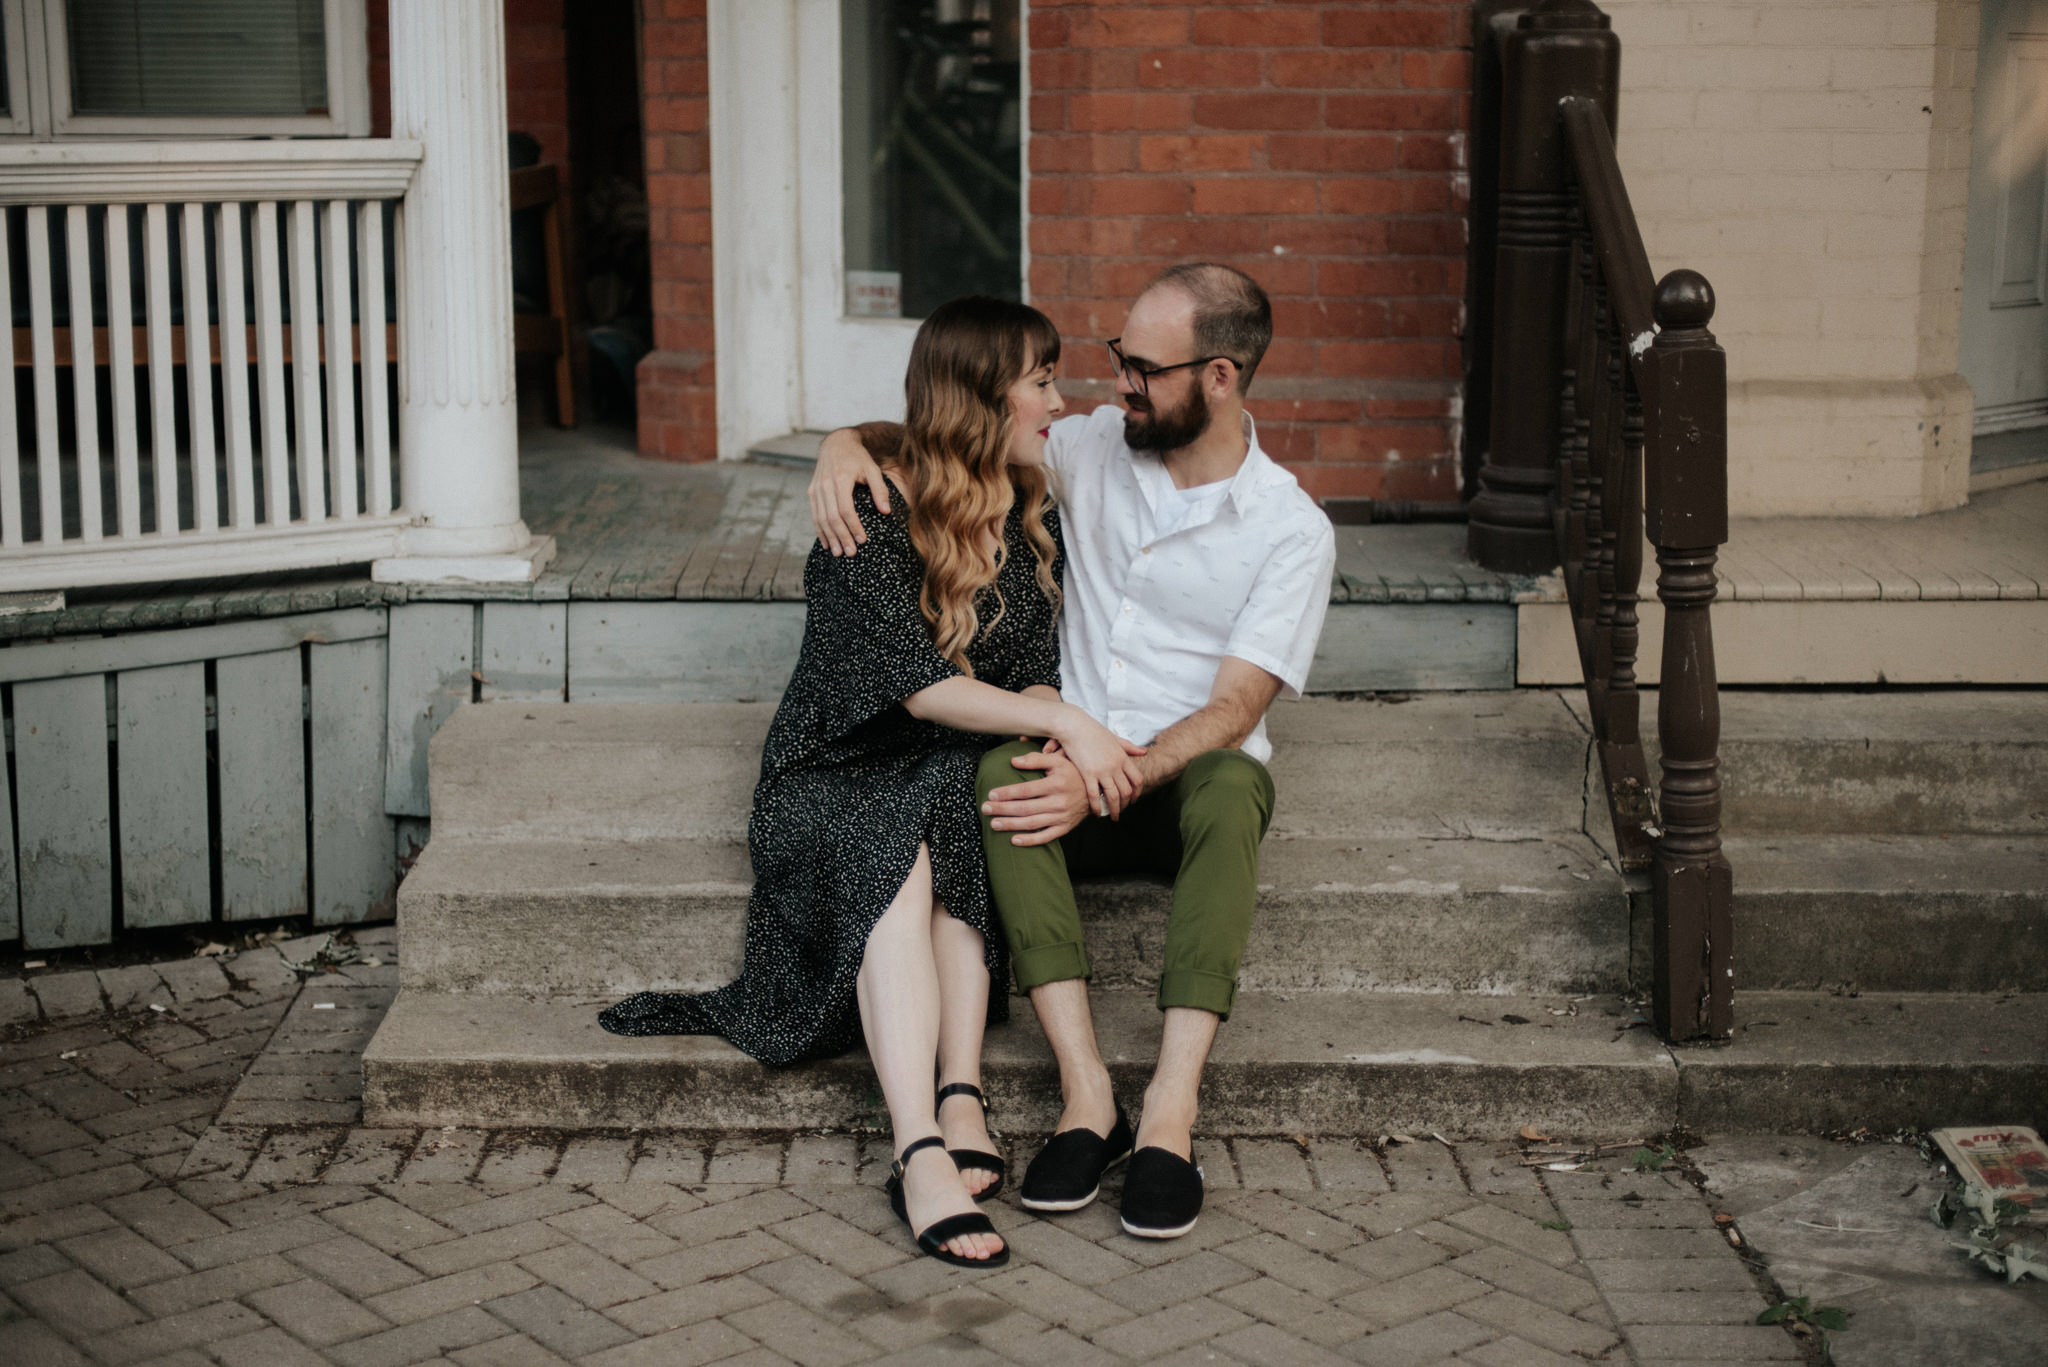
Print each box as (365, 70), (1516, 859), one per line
(1121, 603), (1133, 614)
(1141, 546), (1153, 555)
(1112, 660), (1124, 670)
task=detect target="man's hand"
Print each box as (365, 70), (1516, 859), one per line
(809, 426), (891, 557)
(981, 745), (1091, 847)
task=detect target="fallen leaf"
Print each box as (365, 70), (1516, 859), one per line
(196, 942), (228, 957)
(1545, 1161), (1587, 1172)
(1520, 1125), (1553, 1143)
(1389, 1133), (1415, 1145)
(58, 1050), (78, 1060)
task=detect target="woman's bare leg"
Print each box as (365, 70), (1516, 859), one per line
(856, 845), (1003, 1261)
(931, 904), (998, 1195)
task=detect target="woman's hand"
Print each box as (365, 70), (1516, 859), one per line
(1051, 709), (1148, 819)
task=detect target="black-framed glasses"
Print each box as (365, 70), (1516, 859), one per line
(1106, 338), (1235, 398)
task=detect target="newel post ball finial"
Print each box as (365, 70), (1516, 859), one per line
(1654, 269), (1715, 332)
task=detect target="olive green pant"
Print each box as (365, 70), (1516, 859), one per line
(975, 740), (1275, 1019)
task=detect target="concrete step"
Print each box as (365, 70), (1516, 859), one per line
(397, 833), (1628, 998)
(1613, 690), (2048, 838)
(360, 986), (2048, 1136)
(1722, 836), (2048, 991)
(425, 693), (1597, 844)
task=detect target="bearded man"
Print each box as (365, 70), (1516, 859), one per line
(809, 263), (1336, 1238)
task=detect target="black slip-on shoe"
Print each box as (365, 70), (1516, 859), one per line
(1019, 1104), (1134, 1213)
(1119, 1145), (1203, 1239)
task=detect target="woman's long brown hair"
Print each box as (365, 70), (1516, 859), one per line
(891, 296), (1063, 677)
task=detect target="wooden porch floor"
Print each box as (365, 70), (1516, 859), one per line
(3, 421), (2042, 644)
(514, 424), (1538, 606)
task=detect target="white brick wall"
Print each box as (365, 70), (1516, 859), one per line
(1599, 1), (1980, 514)
(1605, 0), (1974, 384)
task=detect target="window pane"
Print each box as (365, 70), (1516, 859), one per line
(68, 0), (328, 117)
(842, 0), (1022, 320)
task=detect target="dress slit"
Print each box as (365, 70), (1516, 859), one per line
(597, 487), (1064, 1066)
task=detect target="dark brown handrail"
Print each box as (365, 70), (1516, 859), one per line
(1560, 98), (1655, 367)
(1557, 97), (1734, 1043)
(1469, 2), (1732, 1043)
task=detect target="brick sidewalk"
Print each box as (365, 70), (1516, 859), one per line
(2, 934), (1800, 1366)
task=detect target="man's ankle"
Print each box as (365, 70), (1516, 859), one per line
(1052, 1064), (1118, 1133)
(1134, 1086), (1199, 1157)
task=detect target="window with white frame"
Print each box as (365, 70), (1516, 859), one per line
(0, 0), (368, 138)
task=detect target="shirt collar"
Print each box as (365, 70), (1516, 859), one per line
(1224, 411), (1285, 516)
(1129, 409), (1282, 526)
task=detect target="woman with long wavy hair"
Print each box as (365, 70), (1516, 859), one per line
(599, 297), (1144, 1266)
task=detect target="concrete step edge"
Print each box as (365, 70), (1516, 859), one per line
(361, 988), (2048, 1137)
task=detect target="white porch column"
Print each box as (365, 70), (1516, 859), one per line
(372, 0), (554, 583)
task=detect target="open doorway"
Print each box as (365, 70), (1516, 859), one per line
(562, 0), (651, 439)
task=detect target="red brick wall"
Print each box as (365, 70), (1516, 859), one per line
(624, 1), (1469, 480)
(1027, 2), (1470, 500)
(637, 1), (717, 461)
(506, 0), (573, 173)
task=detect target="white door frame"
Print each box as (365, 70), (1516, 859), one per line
(708, 0), (921, 459)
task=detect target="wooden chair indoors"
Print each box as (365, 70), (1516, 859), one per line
(510, 163), (576, 428)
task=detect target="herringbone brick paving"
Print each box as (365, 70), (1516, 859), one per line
(1, 932), (1795, 1365)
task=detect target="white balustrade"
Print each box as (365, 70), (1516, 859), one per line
(0, 141), (422, 591)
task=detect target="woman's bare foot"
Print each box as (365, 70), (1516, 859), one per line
(938, 1086), (1000, 1196)
(900, 1142), (1004, 1260)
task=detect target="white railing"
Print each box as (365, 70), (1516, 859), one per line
(0, 140), (423, 591)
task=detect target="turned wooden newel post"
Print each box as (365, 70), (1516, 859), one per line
(1467, 0), (1619, 573)
(1642, 269), (1733, 1042)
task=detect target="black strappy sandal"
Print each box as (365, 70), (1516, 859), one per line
(937, 1081), (1007, 1201)
(885, 1135), (1010, 1269)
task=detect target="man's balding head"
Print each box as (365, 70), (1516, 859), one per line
(1137, 263), (1273, 395)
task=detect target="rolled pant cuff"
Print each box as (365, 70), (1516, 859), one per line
(1158, 969), (1237, 1018)
(1012, 940), (1091, 992)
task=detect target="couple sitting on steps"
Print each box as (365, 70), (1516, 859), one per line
(599, 263), (1336, 1268)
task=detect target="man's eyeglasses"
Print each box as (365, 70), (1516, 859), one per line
(1106, 339), (1235, 398)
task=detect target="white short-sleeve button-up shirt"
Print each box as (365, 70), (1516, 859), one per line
(1045, 404), (1336, 763)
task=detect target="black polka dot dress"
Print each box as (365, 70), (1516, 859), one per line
(599, 479), (1063, 1065)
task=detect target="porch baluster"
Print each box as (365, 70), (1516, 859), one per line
(253, 201), (292, 528)
(358, 201), (394, 518)
(1644, 271), (1733, 1041)
(216, 203), (258, 532)
(104, 206), (143, 540)
(65, 207), (103, 541)
(181, 202), (220, 535)
(287, 200), (327, 524)
(27, 207), (61, 543)
(0, 217), (17, 547)
(324, 200), (360, 520)
(143, 204), (178, 536)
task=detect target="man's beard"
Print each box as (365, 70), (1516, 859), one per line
(1122, 384), (1212, 453)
